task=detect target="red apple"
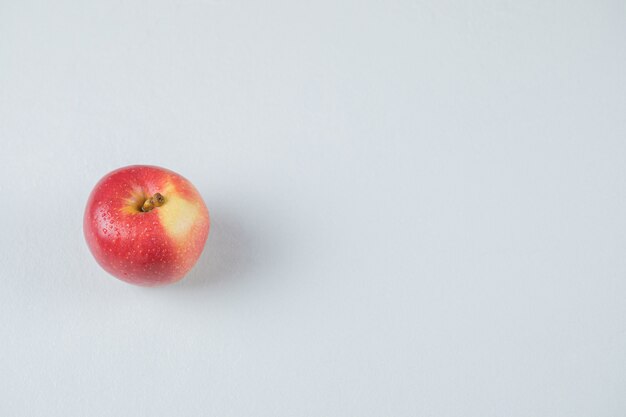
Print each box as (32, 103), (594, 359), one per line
(83, 165), (210, 286)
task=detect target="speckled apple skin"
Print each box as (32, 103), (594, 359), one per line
(84, 165), (210, 286)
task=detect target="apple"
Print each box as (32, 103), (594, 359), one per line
(83, 165), (210, 286)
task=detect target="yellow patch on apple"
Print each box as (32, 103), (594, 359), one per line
(157, 185), (202, 242)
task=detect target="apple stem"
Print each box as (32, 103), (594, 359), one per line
(141, 193), (166, 212)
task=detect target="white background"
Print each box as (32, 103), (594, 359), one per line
(1, 1), (625, 415)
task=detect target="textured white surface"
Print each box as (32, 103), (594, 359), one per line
(1, 1), (625, 416)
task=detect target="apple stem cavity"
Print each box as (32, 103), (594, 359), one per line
(141, 193), (166, 212)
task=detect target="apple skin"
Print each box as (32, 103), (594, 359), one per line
(83, 165), (210, 286)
